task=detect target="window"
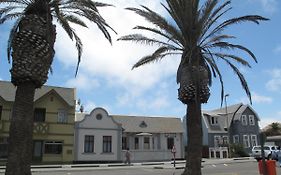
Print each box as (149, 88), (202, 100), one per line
(58, 109), (68, 123)
(249, 115), (255, 125)
(241, 115), (248, 125)
(103, 136), (112, 153)
(210, 116), (218, 125)
(214, 135), (221, 147)
(44, 141), (62, 154)
(243, 135), (250, 148)
(222, 136), (229, 145)
(233, 135), (239, 144)
(134, 137), (139, 150)
(34, 108), (46, 122)
(144, 137), (150, 149)
(0, 137), (8, 158)
(167, 137), (174, 150)
(0, 106), (2, 120)
(251, 135), (257, 147)
(122, 137), (128, 150)
(84, 135), (94, 153)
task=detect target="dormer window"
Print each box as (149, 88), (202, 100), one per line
(210, 116), (218, 125)
(139, 121), (147, 128)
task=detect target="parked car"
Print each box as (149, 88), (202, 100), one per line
(252, 145), (278, 161)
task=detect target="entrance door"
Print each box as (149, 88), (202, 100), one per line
(33, 140), (43, 162)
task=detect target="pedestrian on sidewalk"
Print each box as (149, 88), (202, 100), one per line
(124, 148), (131, 165)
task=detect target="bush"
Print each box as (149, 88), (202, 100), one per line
(230, 144), (249, 157)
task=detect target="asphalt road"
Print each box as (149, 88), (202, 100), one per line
(3, 161), (277, 175)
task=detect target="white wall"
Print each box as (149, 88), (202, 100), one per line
(75, 108), (122, 161)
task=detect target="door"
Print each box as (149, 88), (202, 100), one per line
(33, 140), (43, 162)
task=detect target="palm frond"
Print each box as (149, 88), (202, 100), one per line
(224, 59), (252, 104)
(132, 46), (176, 69)
(118, 34), (180, 50)
(126, 5), (184, 46)
(212, 53), (251, 67)
(199, 0), (231, 42)
(0, 12), (22, 24)
(210, 42), (257, 63)
(64, 15), (88, 28)
(133, 26), (182, 48)
(205, 15), (269, 43)
(202, 34), (235, 47)
(204, 53), (225, 106)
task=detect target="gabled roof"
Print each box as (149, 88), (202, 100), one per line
(75, 110), (184, 133)
(202, 103), (260, 133)
(0, 80), (76, 106)
(112, 115), (184, 133)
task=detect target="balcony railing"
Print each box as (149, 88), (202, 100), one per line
(33, 122), (49, 135)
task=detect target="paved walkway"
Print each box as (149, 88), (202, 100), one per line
(0, 157), (259, 173)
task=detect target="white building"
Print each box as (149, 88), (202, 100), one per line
(74, 108), (184, 162)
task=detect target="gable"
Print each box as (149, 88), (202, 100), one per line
(76, 108), (120, 130)
(35, 89), (72, 109)
(0, 80), (75, 106)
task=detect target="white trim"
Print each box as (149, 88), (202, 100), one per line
(249, 115), (255, 125)
(250, 135), (257, 147)
(233, 135), (239, 144)
(243, 135), (250, 148)
(241, 115), (248, 126)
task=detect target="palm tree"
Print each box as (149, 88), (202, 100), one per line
(118, 0), (268, 174)
(0, 0), (116, 174)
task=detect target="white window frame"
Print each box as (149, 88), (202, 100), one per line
(144, 137), (150, 150)
(58, 109), (68, 123)
(222, 136), (229, 145)
(233, 135), (239, 144)
(84, 135), (95, 153)
(251, 135), (257, 147)
(210, 116), (219, 125)
(214, 135), (221, 147)
(249, 115), (255, 125)
(241, 115), (248, 126)
(243, 135), (250, 148)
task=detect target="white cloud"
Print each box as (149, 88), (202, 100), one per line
(256, 0), (278, 13)
(65, 73), (100, 91)
(240, 92), (272, 104)
(54, 1), (180, 112)
(266, 69), (281, 91)
(259, 116), (281, 129)
(252, 92), (273, 103)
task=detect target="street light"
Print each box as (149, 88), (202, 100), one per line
(224, 94), (230, 158)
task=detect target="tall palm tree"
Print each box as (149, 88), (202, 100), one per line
(0, 0), (116, 174)
(118, 0), (268, 174)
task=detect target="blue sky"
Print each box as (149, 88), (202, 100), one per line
(0, 0), (281, 128)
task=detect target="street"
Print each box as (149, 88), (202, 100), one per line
(1, 161), (279, 175)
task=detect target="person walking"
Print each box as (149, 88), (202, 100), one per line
(125, 148), (131, 165)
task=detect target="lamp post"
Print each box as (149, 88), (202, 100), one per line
(224, 94), (230, 157)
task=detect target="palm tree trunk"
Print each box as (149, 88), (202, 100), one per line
(5, 83), (36, 175)
(182, 100), (203, 175)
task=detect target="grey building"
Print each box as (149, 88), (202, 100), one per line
(184, 103), (261, 158)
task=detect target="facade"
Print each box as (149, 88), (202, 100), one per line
(202, 103), (260, 158)
(0, 81), (76, 164)
(75, 108), (184, 162)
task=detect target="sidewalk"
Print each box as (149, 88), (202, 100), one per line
(0, 157), (257, 173)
